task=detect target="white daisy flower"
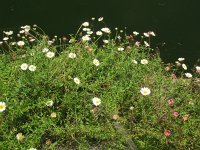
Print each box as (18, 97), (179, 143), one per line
(98, 17), (103, 21)
(48, 40), (54, 45)
(133, 31), (139, 36)
(148, 31), (156, 36)
(19, 30), (25, 34)
(103, 40), (109, 44)
(140, 87), (151, 96)
(20, 63), (28, 70)
(0, 41), (3, 44)
(3, 31), (13, 36)
(143, 32), (149, 37)
(82, 35), (91, 42)
(42, 48), (49, 53)
(91, 17), (95, 20)
(185, 73), (192, 78)
(101, 27), (111, 34)
(29, 148), (37, 150)
(3, 37), (9, 41)
(141, 59), (148, 65)
(118, 47), (124, 51)
(74, 77), (80, 85)
(46, 100), (53, 107)
(68, 52), (76, 59)
(17, 41), (25, 47)
(11, 42), (16, 45)
(93, 59), (100, 66)
(144, 41), (150, 47)
(182, 64), (187, 70)
(178, 58), (185, 61)
(46, 52), (55, 58)
(87, 31), (93, 35)
(196, 66), (200, 72)
(16, 133), (24, 140)
(96, 31), (103, 36)
(82, 28), (91, 32)
(0, 102), (6, 112)
(28, 65), (36, 72)
(132, 60), (138, 64)
(51, 112), (57, 118)
(92, 97), (101, 106)
(82, 22), (89, 27)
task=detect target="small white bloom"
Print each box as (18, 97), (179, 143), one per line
(3, 37), (9, 41)
(98, 17), (103, 21)
(82, 28), (91, 32)
(144, 41), (150, 47)
(46, 51), (55, 58)
(0, 102), (6, 112)
(96, 31), (103, 36)
(48, 40), (54, 45)
(82, 35), (91, 42)
(11, 42), (16, 45)
(0, 41), (3, 44)
(178, 58), (185, 61)
(3, 31), (13, 36)
(87, 31), (93, 35)
(101, 27), (111, 34)
(92, 97), (101, 106)
(130, 106), (134, 110)
(120, 30), (123, 33)
(20, 63), (28, 70)
(74, 77), (80, 85)
(16, 133), (24, 140)
(140, 87), (151, 96)
(135, 41), (141, 47)
(148, 31), (156, 36)
(115, 27), (118, 30)
(182, 64), (187, 70)
(17, 41), (25, 47)
(42, 48), (49, 53)
(141, 59), (148, 65)
(196, 66), (200, 72)
(133, 31), (139, 36)
(19, 30), (25, 34)
(91, 17), (95, 20)
(185, 73), (192, 78)
(82, 22), (89, 27)
(28, 65), (36, 72)
(21, 25), (31, 32)
(93, 59), (100, 66)
(46, 100), (54, 107)
(143, 32), (149, 37)
(118, 47), (124, 51)
(29, 38), (35, 42)
(103, 40), (109, 44)
(29, 148), (37, 150)
(68, 52), (76, 59)
(132, 60), (138, 64)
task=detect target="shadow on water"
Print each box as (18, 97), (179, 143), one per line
(0, 0), (200, 66)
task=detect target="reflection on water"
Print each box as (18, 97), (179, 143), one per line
(0, 0), (200, 66)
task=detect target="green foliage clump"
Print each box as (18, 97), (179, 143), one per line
(0, 23), (199, 150)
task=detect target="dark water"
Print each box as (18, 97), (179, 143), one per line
(1, 0), (200, 66)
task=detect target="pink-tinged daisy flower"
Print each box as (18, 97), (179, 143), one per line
(168, 99), (174, 105)
(173, 112), (179, 117)
(164, 130), (171, 136)
(148, 31), (156, 36)
(196, 66), (200, 73)
(135, 41), (141, 47)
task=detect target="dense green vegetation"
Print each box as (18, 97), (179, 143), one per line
(0, 21), (199, 150)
